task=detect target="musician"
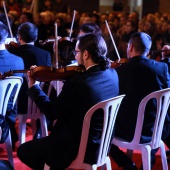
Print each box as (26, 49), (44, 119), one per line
(109, 32), (170, 169)
(7, 22), (52, 141)
(59, 22), (103, 66)
(0, 21), (24, 150)
(17, 33), (119, 170)
(8, 22), (52, 69)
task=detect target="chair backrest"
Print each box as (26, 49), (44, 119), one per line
(73, 94), (125, 166)
(132, 88), (170, 149)
(0, 76), (23, 116)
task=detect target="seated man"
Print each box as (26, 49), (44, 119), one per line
(7, 22), (52, 142)
(17, 33), (119, 170)
(109, 32), (170, 170)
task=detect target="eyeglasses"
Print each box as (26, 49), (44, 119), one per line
(73, 50), (82, 56)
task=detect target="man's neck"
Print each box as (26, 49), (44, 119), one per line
(86, 64), (98, 71)
(20, 41), (34, 45)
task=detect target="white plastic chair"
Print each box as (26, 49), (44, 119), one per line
(17, 74), (55, 145)
(0, 76), (23, 167)
(112, 88), (170, 170)
(44, 94), (125, 170)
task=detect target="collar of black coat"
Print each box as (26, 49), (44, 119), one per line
(86, 64), (105, 72)
(130, 55), (149, 62)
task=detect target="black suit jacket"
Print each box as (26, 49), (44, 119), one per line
(8, 44), (52, 113)
(115, 55), (170, 142)
(27, 65), (119, 167)
(8, 44), (52, 69)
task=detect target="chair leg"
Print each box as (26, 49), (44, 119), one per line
(40, 115), (48, 137)
(5, 131), (13, 167)
(18, 115), (27, 145)
(160, 142), (168, 170)
(141, 146), (151, 170)
(104, 156), (112, 170)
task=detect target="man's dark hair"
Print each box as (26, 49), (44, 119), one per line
(77, 33), (110, 69)
(0, 21), (8, 44)
(129, 32), (152, 55)
(79, 23), (102, 35)
(17, 22), (38, 43)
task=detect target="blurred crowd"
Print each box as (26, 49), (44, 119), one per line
(2, 0), (170, 62)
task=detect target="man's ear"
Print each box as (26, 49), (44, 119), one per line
(129, 44), (133, 52)
(83, 50), (89, 60)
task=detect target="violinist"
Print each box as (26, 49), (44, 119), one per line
(109, 32), (170, 169)
(61, 22), (103, 66)
(0, 21), (24, 150)
(7, 21), (52, 69)
(17, 33), (119, 170)
(7, 22), (52, 141)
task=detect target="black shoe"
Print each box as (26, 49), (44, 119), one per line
(123, 162), (138, 170)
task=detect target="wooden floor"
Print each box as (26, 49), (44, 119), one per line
(0, 123), (170, 170)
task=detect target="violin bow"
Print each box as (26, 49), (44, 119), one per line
(105, 20), (121, 63)
(54, 23), (62, 97)
(65, 10), (76, 58)
(69, 10), (76, 40)
(2, 1), (14, 40)
(54, 23), (59, 69)
(30, 0), (35, 12)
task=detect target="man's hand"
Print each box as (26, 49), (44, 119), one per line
(27, 65), (37, 88)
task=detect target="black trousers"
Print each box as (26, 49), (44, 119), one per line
(17, 131), (78, 170)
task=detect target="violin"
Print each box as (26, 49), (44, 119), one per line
(5, 41), (20, 50)
(110, 58), (129, 68)
(0, 65), (86, 82)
